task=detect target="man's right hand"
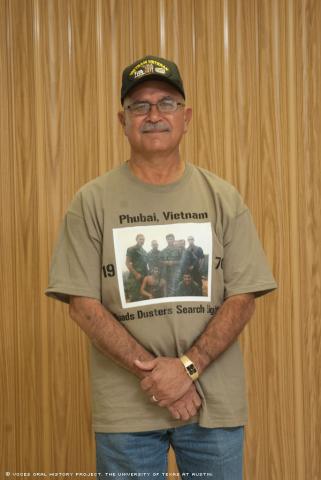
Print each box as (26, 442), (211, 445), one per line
(69, 297), (202, 422)
(166, 383), (202, 421)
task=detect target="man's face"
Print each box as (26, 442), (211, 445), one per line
(118, 81), (192, 157)
(152, 266), (160, 277)
(187, 236), (194, 246)
(166, 235), (175, 246)
(151, 240), (158, 250)
(136, 235), (145, 246)
(183, 274), (192, 286)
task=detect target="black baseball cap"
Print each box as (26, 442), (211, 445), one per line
(121, 55), (185, 105)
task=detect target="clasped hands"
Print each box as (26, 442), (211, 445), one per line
(134, 357), (202, 421)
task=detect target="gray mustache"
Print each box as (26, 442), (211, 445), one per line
(140, 122), (170, 133)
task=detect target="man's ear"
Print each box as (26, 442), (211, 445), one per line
(183, 107), (192, 133)
(118, 111), (126, 128)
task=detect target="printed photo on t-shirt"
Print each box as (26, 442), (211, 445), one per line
(113, 222), (212, 308)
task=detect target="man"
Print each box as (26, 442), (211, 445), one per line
(125, 233), (148, 302)
(179, 236), (205, 286)
(147, 239), (161, 272)
(186, 235), (205, 286)
(160, 233), (182, 296)
(46, 55), (277, 478)
(176, 272), (202, 297)
(140, 265), (166, 300)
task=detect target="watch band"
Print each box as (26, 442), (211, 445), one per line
(179, 355), (199, 381)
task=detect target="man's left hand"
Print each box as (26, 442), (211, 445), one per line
(135, 357), (192, 407)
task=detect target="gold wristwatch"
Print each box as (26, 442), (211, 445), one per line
(179, 355), (199, 381)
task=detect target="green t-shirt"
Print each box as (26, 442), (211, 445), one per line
(46, 162), (277, 433)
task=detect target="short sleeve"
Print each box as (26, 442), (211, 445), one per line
(45, 210), (102, 304)
(223, 208), (277, 298)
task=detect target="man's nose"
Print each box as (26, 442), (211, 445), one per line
(147, 103), (162, 121)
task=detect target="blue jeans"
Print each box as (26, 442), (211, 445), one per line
(96, 424), (244, 479)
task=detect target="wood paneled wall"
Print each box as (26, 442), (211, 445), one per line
(1, 0), (320, 478)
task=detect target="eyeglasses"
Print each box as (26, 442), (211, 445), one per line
(125, 98), (185, 116)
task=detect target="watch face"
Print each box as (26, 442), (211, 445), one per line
(187, 364), (197, 375)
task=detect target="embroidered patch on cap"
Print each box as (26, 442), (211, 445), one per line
(129, 59), (170, 80)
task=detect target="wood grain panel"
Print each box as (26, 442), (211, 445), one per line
(254, 1), (291, 478)
(96, 0), (132, 174)
(220, 1), (270, 477)
(5, 0), (43, 470)
(158, 0), (196, 165)
(34, 0), (97, 471)
(255, 1), (299, 477)
(1, 0), (320, 477)
(192, 0), (225, 176)
(0, 0), (17, 470)
(297, 1), (321, 479)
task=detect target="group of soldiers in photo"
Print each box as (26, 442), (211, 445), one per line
(124, 232), (209, 303)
